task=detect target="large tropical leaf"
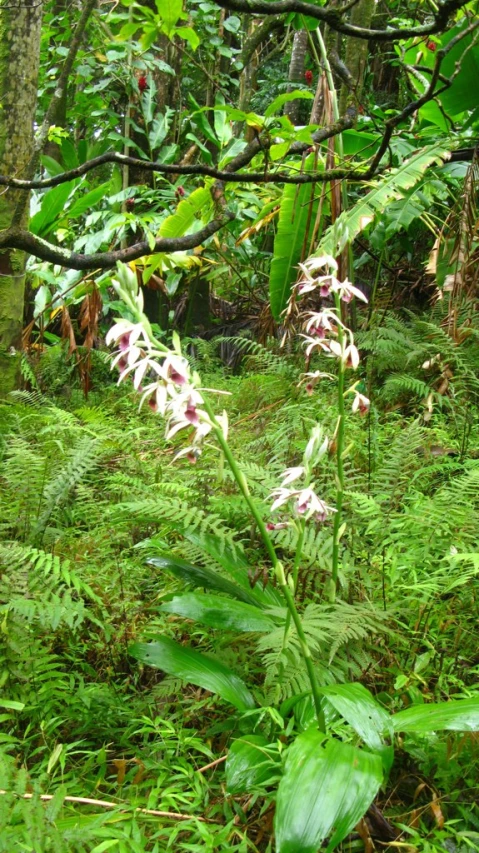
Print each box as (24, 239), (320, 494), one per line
(159, 186), (212, 239)
(67, 182), (111, 220)
(148, 555), (261, 606)
(275, 731), (383, 853)
(130, 637), (255, 711)
(314, 142), (451, 260)
(30, 181), (77, 237)
(269, 153), (318, 319)
(148, 554), (281, 608)
(401, 21), (479, 116)
(226, 735), (281, 793)
(264, 90), (314, 119)
(161, 592), (277, 632)
(392, 697), (479, 733)
(320, 683), (393, 771)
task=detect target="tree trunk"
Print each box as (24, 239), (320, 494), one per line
(0, 1), (42, 398)
(284, 29), (309, 126)
(338, 0), (375, 115)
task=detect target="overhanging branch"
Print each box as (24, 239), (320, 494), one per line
(0, 19), (476, 273)
(0, 212), (235, 271)
(210, 0), (468, 41)
(0, 117), (356, 191)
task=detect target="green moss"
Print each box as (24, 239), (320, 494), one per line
(0, 349), (20, 398)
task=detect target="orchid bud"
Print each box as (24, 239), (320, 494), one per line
(304, 425), (328, 467)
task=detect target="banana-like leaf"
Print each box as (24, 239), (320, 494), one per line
(159, 187), (212, 239)
(392, 697), (479, 733)
(320, 683), (393, 771)
(275, 731), (383, 853)
(184, 531), (283, 605)
(314, 142), (451, 260)
(269, 153), (318, 319)
(130, 637), (255, 711)
(226, 735), (281, 793)
(161, 592), (277, 632)
(148, 555), (263, 607)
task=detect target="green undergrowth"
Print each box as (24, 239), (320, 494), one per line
(1, 331), (479, 852)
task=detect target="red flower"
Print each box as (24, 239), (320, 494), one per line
(125, 197), (135, 211)
(304, 69), (313, 85)
(138, 75), (148, 92)
(426, 40), (437, 51)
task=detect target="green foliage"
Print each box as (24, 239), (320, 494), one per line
(315, 143), (452, 261)
(4, 251), (479, 853)
(275, 732), (383, 853)
(269, 153), (319, 319)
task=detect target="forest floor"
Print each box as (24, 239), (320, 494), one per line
(1, 337), (479, 853)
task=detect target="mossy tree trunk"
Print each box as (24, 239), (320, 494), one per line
(0, 0), (42, 398)
(338, 0), (375, 115)
(284, 29), (309, 126)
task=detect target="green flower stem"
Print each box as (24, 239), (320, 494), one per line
(279, 579), (325, 730)
(200, 395), (325, 731)
(292, 517), (307, 595)
(331, 293), (346, 595)
(276, 516), (307, 699)
(281, 508), (307, 643)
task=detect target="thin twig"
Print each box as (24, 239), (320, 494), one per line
(196, 755), (228, 773)
(0, 790), (209, 822)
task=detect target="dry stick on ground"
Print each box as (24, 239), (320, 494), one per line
(196, 755), (228, 773)
(0, 790), (211, 822)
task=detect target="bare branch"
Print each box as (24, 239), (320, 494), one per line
(210, 0), (468, 41)
(0, 118), (357, 191)
(363, 18), (479, 177)
(0, 212), (235, 271)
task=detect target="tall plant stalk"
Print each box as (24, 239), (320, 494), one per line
(112, 267), (326, 731)
(331, 292), (346, 595)
(200, 396), (326, 730)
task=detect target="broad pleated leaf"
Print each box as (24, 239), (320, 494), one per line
(148, 114), (169, 151)
(184, 531), (250, 582)
(130, 637), (255, 711)
(226, 735), (281, 793)
(148, 555), (263, 607)
(40, 155), (66, 177)
(269, 153), (318, 319)
(184, 531), (283, 605)
(320, 683), (394, 771)
(314, 143), (451, 261)
(275, 731), (383, 853)
(159, 187), (212, 239)
(162, 592), (276, 632)
(147, 557), (282, 607)
(392, 697), (479, 733)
